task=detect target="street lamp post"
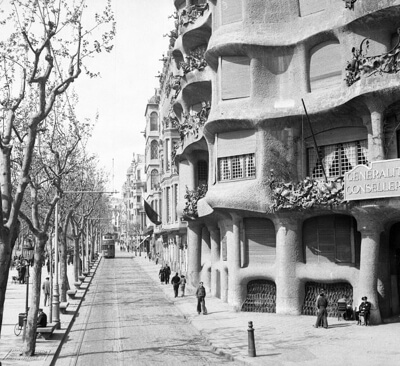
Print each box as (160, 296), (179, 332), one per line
(22, 240), (34, 341)
(52, 202), (61, 329)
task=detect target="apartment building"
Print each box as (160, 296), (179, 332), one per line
(167, 0), (400, 324)
(121, 154), (146, 251)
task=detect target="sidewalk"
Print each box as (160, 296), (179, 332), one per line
(0, 259), (101, 366)
(2, 255), (399, 365)
(134, 255), (400, 366)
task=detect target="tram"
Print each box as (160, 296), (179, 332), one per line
(101, 233), (116, 258)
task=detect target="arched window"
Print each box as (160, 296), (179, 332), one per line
(150, 140), (158, 159)
(150, 112), (158, 131)
(310, 41), (342, 92)
(151, 169), (159, 189)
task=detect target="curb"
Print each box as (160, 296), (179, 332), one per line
(133, 257), (246, 365)
(47, 257), (102, 366)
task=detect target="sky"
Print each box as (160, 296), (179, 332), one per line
(75, 0), (175, 194)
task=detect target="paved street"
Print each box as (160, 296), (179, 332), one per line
(54, 253), (240, 365)
(1, 250), (400, 366)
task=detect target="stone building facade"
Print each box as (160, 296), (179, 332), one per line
(167, 0), (400, 324)
(121, 154), (146, 251)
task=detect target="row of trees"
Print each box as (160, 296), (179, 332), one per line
(0, 0), (115, 356)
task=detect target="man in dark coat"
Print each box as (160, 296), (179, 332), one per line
(171, 273), (181, 298)
(195, 282), (207, 315)
(314, 292), (328, 328)
(164, 265), (171, 284)
(358, 296), (372, 326)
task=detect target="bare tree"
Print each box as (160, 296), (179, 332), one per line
(0, 0), (115, 339)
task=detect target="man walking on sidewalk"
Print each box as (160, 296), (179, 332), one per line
(42, 277), (51, 306)
(171, 272), (181, 298)
(196, 282), (207, 315)
(314, 292), (328, 328)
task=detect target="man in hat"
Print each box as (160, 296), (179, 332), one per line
(42, 276), (51, 306)
(314, 292), (328, 328)
(358, 296), (371, 326)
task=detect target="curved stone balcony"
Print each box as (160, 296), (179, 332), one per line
(208, 1), (400, 60)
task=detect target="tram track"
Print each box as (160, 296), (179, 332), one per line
(67, 261), (104, 366)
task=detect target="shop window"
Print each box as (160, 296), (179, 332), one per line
(307, 140), (368, 180)
(221, 56), (250, 100)
(150, 112), (158, 131)
(310, 41), (342, 92)
(244, 218), (276, 265)
(303, 215), (359, 264)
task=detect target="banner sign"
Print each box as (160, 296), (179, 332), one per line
(344, 159), (400, 201)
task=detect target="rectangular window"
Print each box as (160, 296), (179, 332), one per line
(166, 187), (171, 223)
(174, 185), (178, 222)
(307, 140), (368, 180)
(218, 154), (255, 182)
(221, 56), (250, 100)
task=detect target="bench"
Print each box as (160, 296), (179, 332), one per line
(67, 289), (77, 299)
(78, 275), (86, 281)
(74, 281), (82, 289)
(36, 323), (57, 340)
(60, 302), (69, 314)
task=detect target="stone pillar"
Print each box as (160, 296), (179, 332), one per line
(187, 222), (202, 287)
(357, 216), (383, 325)
(228, 214), (242, 309)
(273, 214), (303, 315)
(364, 101), (385, 162)
(209, 225), (221, 298)
(201, 226), (211, 290)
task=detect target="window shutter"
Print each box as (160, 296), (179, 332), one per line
(299, 0), (326, 17)
(304, 219), (319, 263)
(335, 216), (352, 262)
(221, 0), (242, 25)
(245, 218), (276, 263)
(217, 130), (256, 158)
(310, 42), (342, 92)
(221, 56), (250, 100)
(317, 216), (335, 261)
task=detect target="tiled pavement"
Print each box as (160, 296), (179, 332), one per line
(1, 253), (400, 365)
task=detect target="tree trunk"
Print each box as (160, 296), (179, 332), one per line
(0, 232), (12, 338)
(60, 233), (68, 302)
(22, 235), (46, 356)
(74, 237), (80, 282)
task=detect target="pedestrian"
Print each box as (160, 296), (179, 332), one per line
(314, 292), (328, 328)
(196, 281), (207, 315)
(42, 277), (51, 306)
(19, 264), (26, 284)
(36, 309), (48, 339)
(165, 264), (171, 284)
(179, 275), (186, 297)
(358, 296), (371, 326)
(159, 266), (165, 284)
(171, 272), (181, 298)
